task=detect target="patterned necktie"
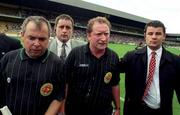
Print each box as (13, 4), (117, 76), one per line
(142, 51), (156, 100)
(60, 43), (66, 61)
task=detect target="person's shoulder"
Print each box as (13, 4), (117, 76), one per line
(48, 38), (56, 47)
(5, 35), (22, 48)
(47, 51), (64, 68)
(49, 38), (56, 45)
(68, 44), (87, 58)
(48, 51), (64, 63)
(5, 48), (21, 55)
(1, 49), (21, 60)
(71, 38), (85, 43)
(123, 46), (147, 60)
(5, 35), (20, 43)
(72, 43), (86, 51)
(161, 48), (180, 63)
(49, 51), (60, 60)
(0, 33), (6, 39)
(71, 39), (87, 48)
(163, 48), (177, 57)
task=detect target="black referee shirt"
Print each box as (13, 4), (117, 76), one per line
(65, 44), (120, 114)
(0, 48), (65, 115)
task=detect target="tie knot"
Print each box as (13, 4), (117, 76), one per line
(62, 43), (66, 47)
(151, 51), (156, 56)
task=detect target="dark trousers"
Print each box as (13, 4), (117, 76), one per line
(141, 102), (161, 115)
(124, 102), (161, 115)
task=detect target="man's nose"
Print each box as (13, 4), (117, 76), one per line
(101, 34), (108, 41)
(62, 27), (68, 32)
(152, 33), (157, 38)
(34, 39), (40, 46)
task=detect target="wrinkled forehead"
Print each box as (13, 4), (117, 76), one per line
(27, 21), (48, 30)
(25, 21), (49, 35)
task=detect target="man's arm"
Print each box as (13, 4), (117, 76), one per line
(58, 84), (68, 113)
(175, 57), (180, 103)
(45, 100), (62, 115)
(112, 85), (120, 115)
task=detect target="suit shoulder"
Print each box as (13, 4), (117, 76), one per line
(1, 35), (22, 47)
(49, 51), (60, 60)
(48, 38), (56, 47)
(72, 44), (85, 52)
(124, 49), (138, 57)
(48, 51), (64, 64)
(71, 39), (87, 48)
(1, 49), (21, 62)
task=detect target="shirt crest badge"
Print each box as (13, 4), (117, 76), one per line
(104, 72), (112, 84)
(40, 83), (53, 96)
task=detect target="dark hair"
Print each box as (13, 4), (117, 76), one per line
(54, 14), (74, 28)
(144, 20), (166, 34)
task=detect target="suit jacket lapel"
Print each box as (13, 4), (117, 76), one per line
(136, 47), (147, 68)
(137, 47), (148, 91)
(49, 39), (58, 54)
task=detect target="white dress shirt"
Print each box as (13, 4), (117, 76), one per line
(56, 38), (72, 57)
(144, 46), (162, 109)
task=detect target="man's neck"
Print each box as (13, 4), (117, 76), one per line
(89, 45), (105, 58)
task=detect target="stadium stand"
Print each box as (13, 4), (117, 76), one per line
(0, 21), (7, 33)
(0, 0), (179, 47)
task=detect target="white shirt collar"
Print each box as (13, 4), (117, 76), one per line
(147, 46), (162, 58)
(56, 37), (72, 57)
(56, 37), (71, 48)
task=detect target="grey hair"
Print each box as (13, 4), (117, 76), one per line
(86, 16), (111, 34)
(21, 16), (52, 37)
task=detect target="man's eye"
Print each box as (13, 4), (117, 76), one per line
(156, 32), (162, 35)
(29, 37), (36, 40)
(66, 26), (71, 29)
(96, 33), (102, 36)
(147, 32), (153, 35)
(39, 38), (46, 41)
(104, 33), (109, 36)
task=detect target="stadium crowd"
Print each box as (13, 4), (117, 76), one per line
(0, 3), (180, 48)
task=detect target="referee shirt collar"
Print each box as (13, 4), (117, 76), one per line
(20, 48), (50, 63)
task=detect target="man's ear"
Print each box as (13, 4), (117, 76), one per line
(162, 34), (166, 42)
(144, 33), (146, 40)
(53, 27), (55, 33)
(87, 33), (91, 42)
(54, 27), (56, 36)
(20, 32), (24, 42)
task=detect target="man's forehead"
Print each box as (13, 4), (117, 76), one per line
(146, 26), (163, 31)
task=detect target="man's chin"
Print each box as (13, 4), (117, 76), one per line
(99, 44), (107, 49)
(29, 53), (43, 59)
(61, 38), (69, 42)
(98, 47), (106, 51)
(149, 45), (160, 50)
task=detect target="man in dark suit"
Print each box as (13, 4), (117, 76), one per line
(120, 20), (180, 115)
(0, 33), (22, 59)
